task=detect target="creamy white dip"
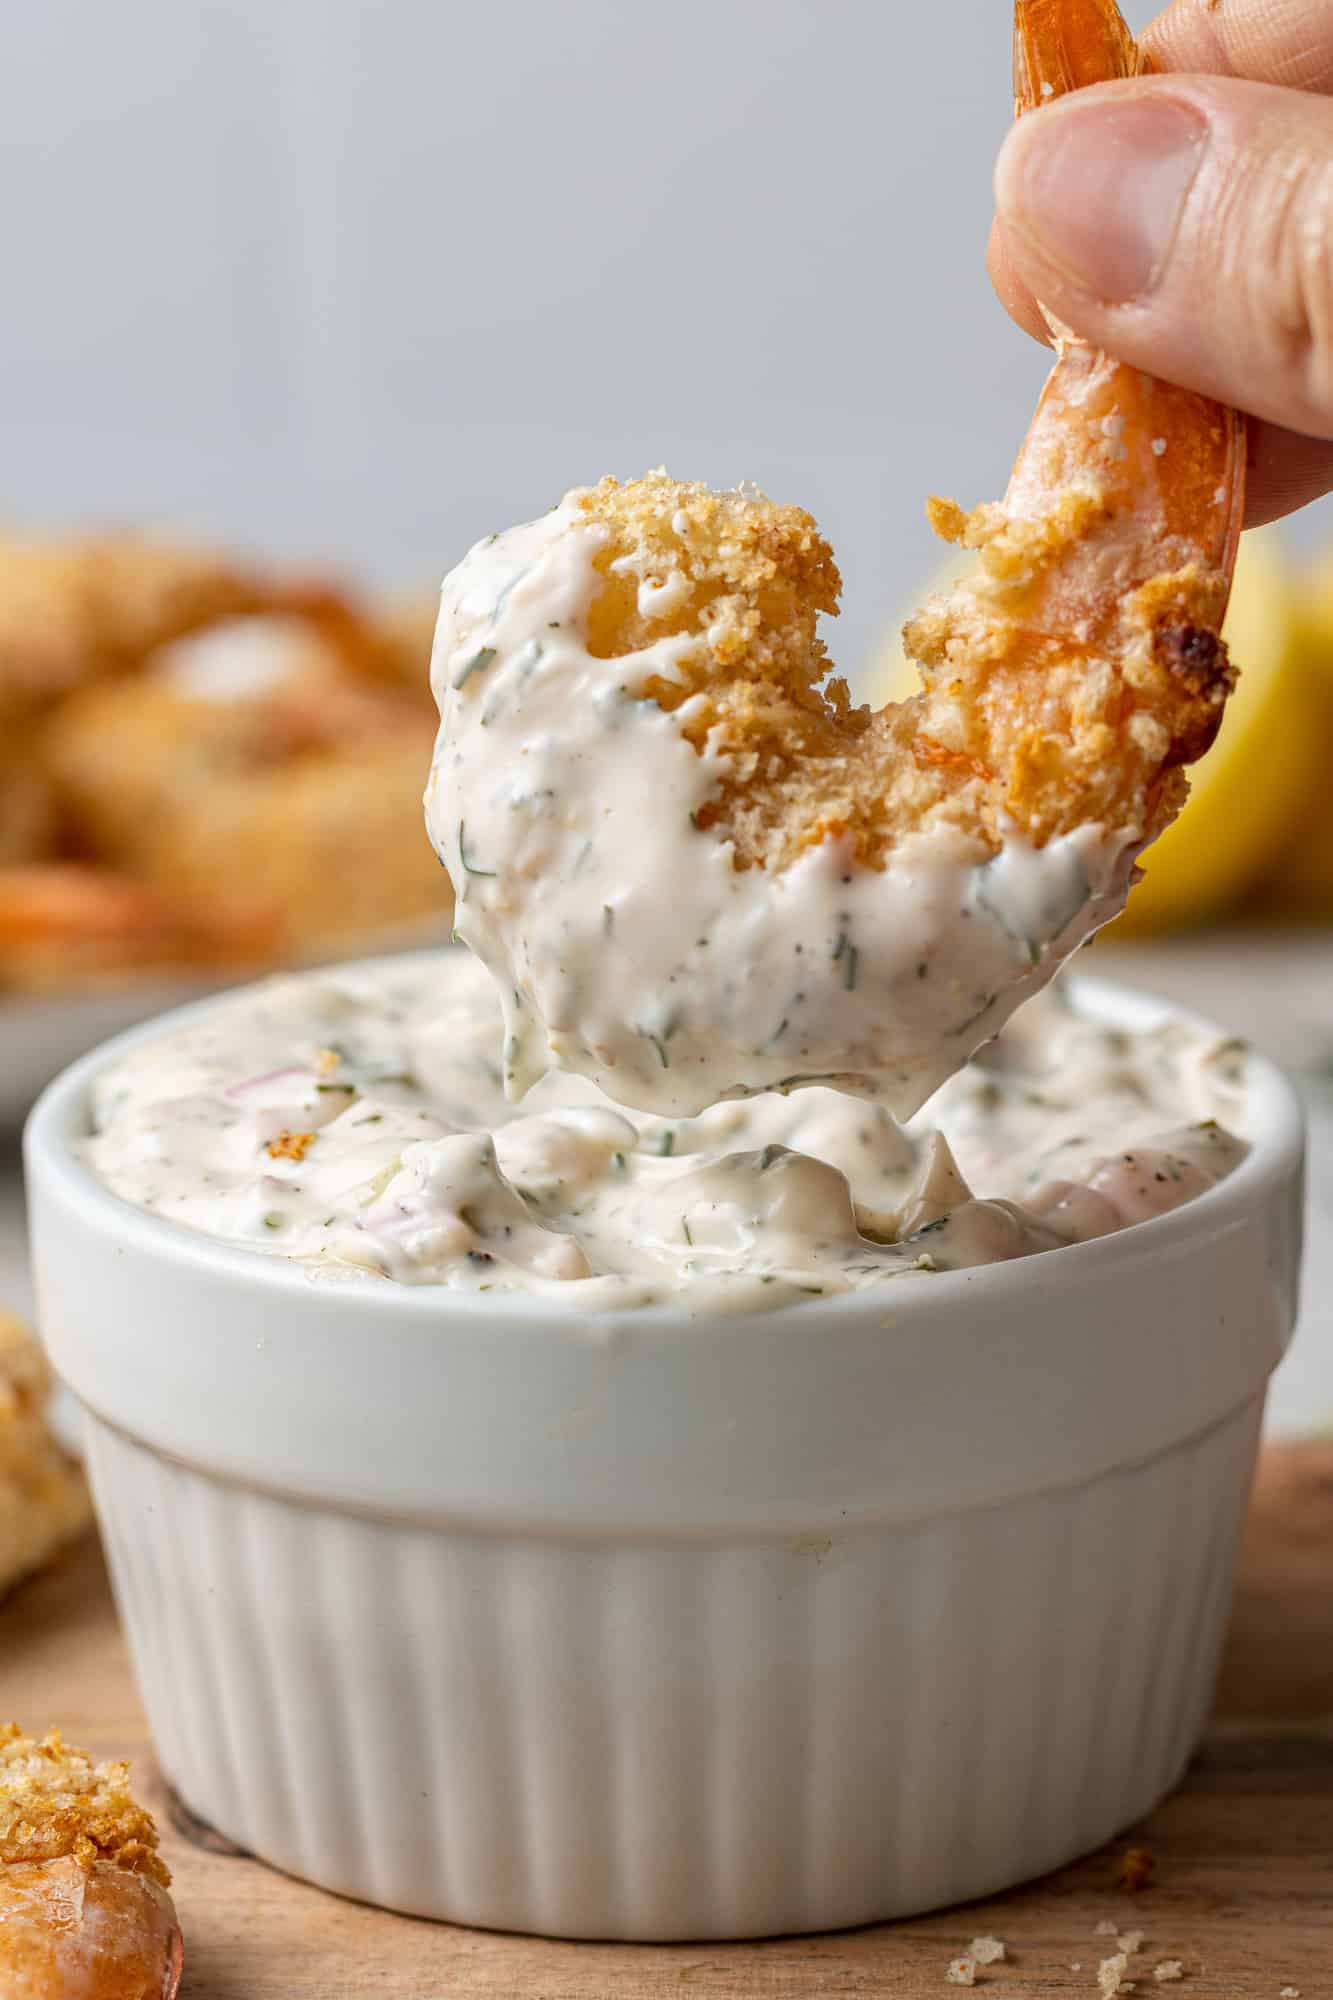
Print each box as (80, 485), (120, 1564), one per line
(426, 496), (1139, 1119)
(83, 951), (1247, 1314)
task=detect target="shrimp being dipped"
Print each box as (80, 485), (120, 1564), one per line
(428, 0), (1243, 1120)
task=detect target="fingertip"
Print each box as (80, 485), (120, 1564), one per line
(1243, 420), (1333, 528)
(987, 216), (1052, 349)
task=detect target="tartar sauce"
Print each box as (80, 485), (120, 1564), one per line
(84, 951), (1248, 1314)
(426, 494), (1139, 1119)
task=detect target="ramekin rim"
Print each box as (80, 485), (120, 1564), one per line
(23, 959), (1304, 1343)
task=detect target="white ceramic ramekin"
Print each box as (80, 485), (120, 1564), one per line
(24, 972), (1304, 1941)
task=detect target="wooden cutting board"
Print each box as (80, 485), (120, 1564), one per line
(4, 1442), (1331, 1999)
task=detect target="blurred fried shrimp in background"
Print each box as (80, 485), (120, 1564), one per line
(0, 865), (277, 993)
(360, 595), (442, 691)
(0, 532), (265, 725)
(44, 614), (432, 872)
(0, 1309), (89, 1595)
(165, 738), (454, 954)
(0, 741), (54, 869)
(0, 531), (450, 996)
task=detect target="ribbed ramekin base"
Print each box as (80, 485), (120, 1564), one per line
(86, 1398), (1261, 1940)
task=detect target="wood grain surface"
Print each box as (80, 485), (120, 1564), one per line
(3, 1442), (1330, 1999)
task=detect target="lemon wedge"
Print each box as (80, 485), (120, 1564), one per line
(868, 530), (1313, 933)
(1240, 544), (1333, 917)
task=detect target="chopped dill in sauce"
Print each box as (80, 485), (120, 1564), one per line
(83, 952), (1249, 1314)
(453, 645), (497, 690)
(423, 494), (1151, 1122)
(458, 821), (496, 878)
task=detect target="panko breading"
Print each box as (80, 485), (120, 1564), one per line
(572, 444), (1237, 880)
(0, 1311), (90, 1596)
(0, 1727), (167, 1883)
(0, 1726), (181, 1999)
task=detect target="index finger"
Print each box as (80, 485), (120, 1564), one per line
(989, 0), (1333, 351)
(1143, 0), (1333, 95)
(986, 217), (1052, 350)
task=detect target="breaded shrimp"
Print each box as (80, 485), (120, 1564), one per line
(0, 1726), (181, 1998)
(163, 738), (454, 955)
(16, 608), (447, 989)
(0, 864), (277, 994)
(0, 1311), (91, 1596)
(43, 617), (433, 871)
(427, 0), (1242, 1118)
(0, 533), (264, 726)
(0, 736), (54, 867)
(0, 528), (389, 728)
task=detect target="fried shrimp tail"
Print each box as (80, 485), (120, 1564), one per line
(905, 0), (1245, 842)
(991, 0), (1247, 766)
(427, 0), (1245, 1118)
(1013, 0), (1144, 109)
(0, 1727), (182, 1999)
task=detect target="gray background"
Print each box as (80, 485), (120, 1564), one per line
(6, 0), (1282, 675)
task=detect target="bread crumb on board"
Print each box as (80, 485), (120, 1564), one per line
(946, 1958), (977, 1987)
(1099, 1952), (1136, 1997)
(970, 1937), (1006, 1966)
(1153, 1964), (1185, 1983)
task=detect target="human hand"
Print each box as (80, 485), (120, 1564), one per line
(990, 0), (1333, 526)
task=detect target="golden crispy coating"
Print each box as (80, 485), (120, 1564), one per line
(0, 1312), (90, 1596)
(572, 474), (870, 869)
(573, 415), (1234, 872)
(576, 472), (841, 672)
(0, 1727), (168, 1884)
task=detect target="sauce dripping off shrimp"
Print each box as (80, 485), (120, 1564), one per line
(426, 0), (1243, 1118)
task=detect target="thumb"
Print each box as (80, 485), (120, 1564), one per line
(993, 74), (1333, 442)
